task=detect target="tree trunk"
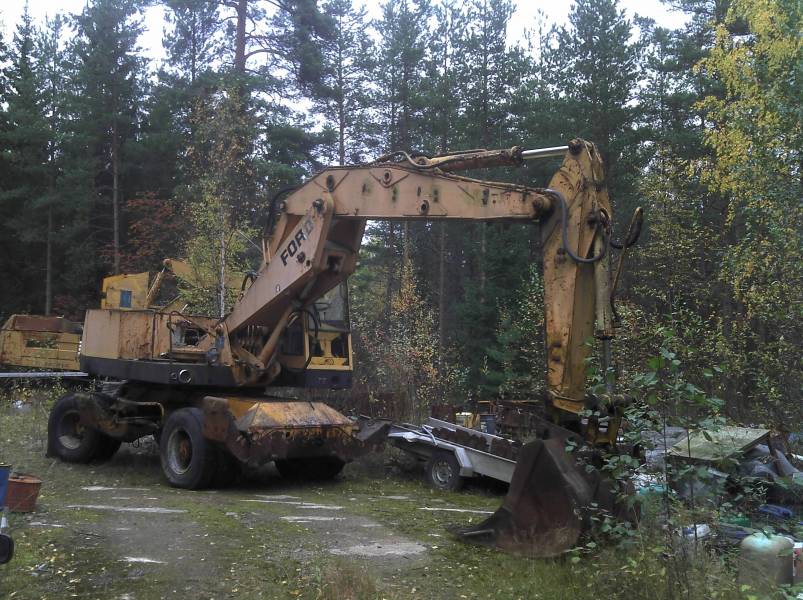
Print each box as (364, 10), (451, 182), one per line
(384, 223), (396, 323)
(219, 204), (227, 318)
(339, 98), (345, 165)
(45, 206), (52, 315)
(438, 222), (446, 372)
(479, 224), (486, 302)
(112, 120), (121, 275)
(234, 0), (247, 74)
(190, 9), (197, 84)
(337, 15), (345, 165)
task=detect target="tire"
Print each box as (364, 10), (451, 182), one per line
(426, 451), (464, 491)
(47, 394), (103, 463)
(94, 435), (122, 462)
(275, 457), (345, 481)
(210, 448), (241, 488)
(0, 533), (13, 565)
(274, 458), (302, 480)
(159, 408), (216, 489)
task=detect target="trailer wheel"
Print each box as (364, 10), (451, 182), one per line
(47, 394), (103, 463)
(275, 457), (345, 481)
(426, 451), (464, 491)
(160, 408), (216, 489)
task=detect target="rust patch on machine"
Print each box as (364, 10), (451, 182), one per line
(201, 396), (388, 466)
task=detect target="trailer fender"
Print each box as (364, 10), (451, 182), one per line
(452, 447), (476, 477)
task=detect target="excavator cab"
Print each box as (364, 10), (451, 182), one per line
(276, 282), (354, 389)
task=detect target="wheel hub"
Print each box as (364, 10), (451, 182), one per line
(167, 430), (193, 475)
(433, 460), (453, 485)
(58, 411), (84, 450)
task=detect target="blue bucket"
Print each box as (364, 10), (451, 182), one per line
(0, 465), (10, 507)
(479, 414), (496, 435)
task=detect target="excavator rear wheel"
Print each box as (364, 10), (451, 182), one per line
(160, 408), (216, 489)
(48, 394), (104, 463)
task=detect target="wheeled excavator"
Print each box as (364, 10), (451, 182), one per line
(47, 138), (641, 557)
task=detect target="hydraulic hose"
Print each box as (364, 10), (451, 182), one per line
(264, 186), (299, 236)
(542, 188), (609, 264)
(610, 207), (643, 250)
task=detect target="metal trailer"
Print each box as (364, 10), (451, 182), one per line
(388, 417), (519, 491)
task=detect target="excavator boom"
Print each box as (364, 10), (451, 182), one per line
(226, 139), (617, 429)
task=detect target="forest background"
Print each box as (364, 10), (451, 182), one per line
(0, 0), (799, 427)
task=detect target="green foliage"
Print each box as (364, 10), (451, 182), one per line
(315, 0), (377, 164)
(180, 85), (260, 315)
(545, 0), (642, 215)
(0, 0), (798, 429)
(697, 0), (803, 423)
(0, 6), (50, 312)
(481, 264), (545, 399)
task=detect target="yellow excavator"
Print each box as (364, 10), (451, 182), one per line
(0, 259), (235, 374)
(46, 139), (641, 557)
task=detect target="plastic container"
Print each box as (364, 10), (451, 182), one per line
(681, 524), (711, 539)
(0, 465), (10, 507)
(479, 414), (496, 435)
(717, 523), (754, 545)
(721, 514), (751, 528)
(738, 533), (794, 587)
(637, 483), (666, 496)
(757, 504), (794, 520)
(5, 474), (42, 512)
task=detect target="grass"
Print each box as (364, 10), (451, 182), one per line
(0, 383), (794, 600)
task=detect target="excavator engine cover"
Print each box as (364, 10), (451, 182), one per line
(457, 437), (627, 557)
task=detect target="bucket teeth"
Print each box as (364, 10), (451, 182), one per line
(456, 438), (631, 558)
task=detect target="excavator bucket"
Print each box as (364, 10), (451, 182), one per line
(457, 437), (625, 557)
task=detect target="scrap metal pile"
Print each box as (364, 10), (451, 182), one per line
(638, 425), (803, 585)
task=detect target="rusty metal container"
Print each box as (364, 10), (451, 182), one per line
(6, 474), (42, 512)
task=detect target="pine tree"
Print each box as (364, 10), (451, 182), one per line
(374, 0), (431, 152)
(420, 1), (468, 376)
(448, 0), (529, 394)
(547, 0), (641, 215)
(163, 0), (221, 86)
(67, 0), (147, 276)
(316, 0), (375, 165)
(457, 0), (515, 148)
(482, 265), (545, 399)
(0, 6), (50, 313)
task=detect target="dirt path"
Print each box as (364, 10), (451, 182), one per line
(1, 438), (506, 599)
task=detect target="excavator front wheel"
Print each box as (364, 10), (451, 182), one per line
(160, 408), (217, 489)
(275, 457), (345, 481)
